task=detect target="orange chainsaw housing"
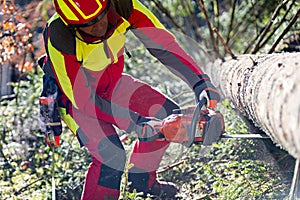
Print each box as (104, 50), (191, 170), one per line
(158, 106), (225, 146)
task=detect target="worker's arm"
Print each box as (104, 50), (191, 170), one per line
(127, 0), (220, 108)
(127, 0), (203, 88)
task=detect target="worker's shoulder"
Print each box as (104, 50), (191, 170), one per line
(47, 17), (75, 55)
(113, 0), (133, 20)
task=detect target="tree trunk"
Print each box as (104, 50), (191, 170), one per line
(205, 52), (300, 159)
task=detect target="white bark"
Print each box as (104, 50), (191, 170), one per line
(205, 53), (300, 159)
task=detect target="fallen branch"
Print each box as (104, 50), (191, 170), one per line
(196, 192), (218, 200)
(157, 160), (185, 173)
(14, 176), (45, 195)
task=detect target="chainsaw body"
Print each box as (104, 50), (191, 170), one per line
(157, 99), (225, 147)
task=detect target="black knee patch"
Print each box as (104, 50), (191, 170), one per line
(97, 134), (126, 171)
(128, 167), (150, 192)
(98, 164), (124, 190)
(97, 135), (126, 190)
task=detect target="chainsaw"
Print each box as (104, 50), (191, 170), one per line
(155, 99), (269, 147)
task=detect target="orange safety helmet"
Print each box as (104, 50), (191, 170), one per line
(53, 0), (111, 27)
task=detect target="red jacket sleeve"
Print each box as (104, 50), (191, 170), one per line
(127, 0), (204, 89)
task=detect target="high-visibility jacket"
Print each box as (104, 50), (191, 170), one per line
(43, 0), (204, 132)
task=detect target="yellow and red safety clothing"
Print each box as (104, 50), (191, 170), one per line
(44, 0), (204, 133)
(43, 0), (207, 199)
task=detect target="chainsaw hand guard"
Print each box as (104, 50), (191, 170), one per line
(187, 99), (225, 147)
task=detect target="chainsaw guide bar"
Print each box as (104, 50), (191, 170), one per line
(221, 133), (270, 139)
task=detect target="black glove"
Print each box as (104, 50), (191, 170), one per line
(39, 74), (62, 147)
(134, 117), (163, 142)
(193, 74), (220, 109)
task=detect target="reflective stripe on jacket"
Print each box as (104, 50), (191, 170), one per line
(43, 0), (204, 131)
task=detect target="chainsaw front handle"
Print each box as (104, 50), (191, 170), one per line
(183, 98), (207, 147)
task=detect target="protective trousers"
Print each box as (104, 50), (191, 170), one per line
(60, 74), (179, 200)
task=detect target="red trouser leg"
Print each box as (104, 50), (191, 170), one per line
(64, 108), (126, 200)
(62, 74), (179, 198)
(128, 140), (170, 190)
(82, 157), (122, 200)
(111, 74), (179, 191)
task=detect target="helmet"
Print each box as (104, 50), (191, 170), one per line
(53, 0), (111, 27)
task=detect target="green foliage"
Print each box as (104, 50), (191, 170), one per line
(124, 43), (292, 199)
(0, 71), (90, 200)
(1, 1), (297, 199)
(154, 100), (291, 199)
(1, 53), (292, 200)
(145, 0), (299, 55)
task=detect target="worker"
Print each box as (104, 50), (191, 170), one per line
(39, 0), (220, 199)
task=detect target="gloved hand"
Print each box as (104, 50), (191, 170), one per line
(193, 74), (220, 109)
(40, 74), (62, 147)
(134, 117), (163, 142)
(40, 96), (62, 147)
(45, 132), (61, 147)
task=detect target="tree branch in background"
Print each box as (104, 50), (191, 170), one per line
(268, 7), (300, 53)
(198, 0), (222, 60)
(213, 27), (236, 59)
(151, 0), (187, 35)
(259, 0), (297, 51)
(213, 0), (220, 48)
(182, 0), (209, 50)
(251, 0), (290, 54)
(242, 1), (266, 54)
(226, 0), (237, 45)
